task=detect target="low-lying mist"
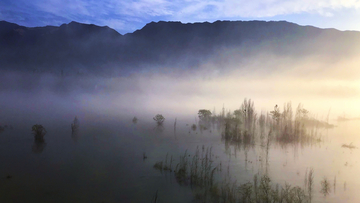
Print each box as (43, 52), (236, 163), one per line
(1, 52), (360, 126)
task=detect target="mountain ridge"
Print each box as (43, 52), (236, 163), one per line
(1, 20), (359, 75)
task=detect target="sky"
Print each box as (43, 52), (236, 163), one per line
(1, 0), (360, 34)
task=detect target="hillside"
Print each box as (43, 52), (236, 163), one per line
(1, 20), (359, 75)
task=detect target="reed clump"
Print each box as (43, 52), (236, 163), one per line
(215, 100), (328, 147)
(214, 99), (258, 146)
(270, 103), (326, 145)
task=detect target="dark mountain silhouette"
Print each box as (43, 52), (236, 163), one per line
(1, 20), (360, 75)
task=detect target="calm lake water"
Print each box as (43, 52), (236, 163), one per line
(1, 110), (360, 203)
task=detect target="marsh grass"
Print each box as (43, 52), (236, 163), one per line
(320, 177), (331, 196)
(154, 148), (313, 203)
(212, 101), (328, 148)
(304, 168), (314, 202)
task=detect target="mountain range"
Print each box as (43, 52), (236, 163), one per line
(1, 20), (360, 75)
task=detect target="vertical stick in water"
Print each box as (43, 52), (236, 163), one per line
(334, 176), (336, 193)
(174, 118), (177, 130)
(174, 118), (177, 138)
(308, 168), (314, 202)
(152, 190), (158, 203)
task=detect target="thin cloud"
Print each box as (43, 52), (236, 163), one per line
(173, 0), (360, 20)
(117, 0), (174, 17)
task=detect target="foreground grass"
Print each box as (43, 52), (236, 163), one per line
(154, 147), (315, 203)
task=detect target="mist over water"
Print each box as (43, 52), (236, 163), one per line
(2, 51), (359, 121)
(1, 49), (360, 202)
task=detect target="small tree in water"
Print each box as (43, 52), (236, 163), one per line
(153, 114), (165, 126)
(32, 124), (47, 142)
(198, 109), (212, 130)
(132, 117), (138, 124)
(198, 109), (212, 121)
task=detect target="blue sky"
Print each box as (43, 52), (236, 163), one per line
(1, 0), (360, 34)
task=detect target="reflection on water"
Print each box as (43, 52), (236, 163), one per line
(31, 124), (47, 154)
(71, 116), (80, 143)
(1, 105), (360, 202)
(151, 101), (357, 202)
(153, 124), (164, 133)
(71, 130), (80, 143)
(132, 117), (138, 124)
(32, 140), (46, 154)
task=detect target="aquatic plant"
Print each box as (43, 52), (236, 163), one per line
(71, 116), (79, 132)
(31, 124), (47, 141)
(132, 116), (138, 124)
(153, 114), (165, 126)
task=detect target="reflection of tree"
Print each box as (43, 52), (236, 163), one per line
(71, 116), (80, 142)
(71, 130), (80, 143)
(154, 125), (164, 133)
(32, 140), (46, 154)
